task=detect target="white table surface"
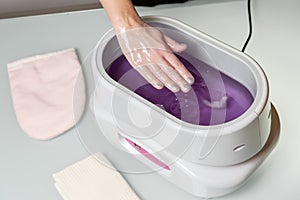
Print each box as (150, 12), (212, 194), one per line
(1, 0), (300, 199)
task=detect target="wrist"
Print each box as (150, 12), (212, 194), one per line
(112, 15), (145, 33)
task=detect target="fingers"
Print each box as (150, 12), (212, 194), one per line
(163, 35), (195, 87)
(163, 52), (195, 85)
(131, 50), (195, 93)
(135, 66), (164, 90)
(164, 35), (187, 52)
(160, 64), (191, 93)
(147, 64), (180, 93)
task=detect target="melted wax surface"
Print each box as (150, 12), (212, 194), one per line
(106, 54), (254, 125)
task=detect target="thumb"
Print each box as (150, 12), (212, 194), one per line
(164, 35), (187, 52)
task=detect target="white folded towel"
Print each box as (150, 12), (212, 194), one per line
(53, 153), (140, 200)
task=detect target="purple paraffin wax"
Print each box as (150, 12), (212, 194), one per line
(106, 54), (254, 125)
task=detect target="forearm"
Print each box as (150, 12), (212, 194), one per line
(99, 0), (144, 32)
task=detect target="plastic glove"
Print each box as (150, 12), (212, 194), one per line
(116, 24), (195, 93)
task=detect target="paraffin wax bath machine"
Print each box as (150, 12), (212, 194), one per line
(90, 16), (280, 198)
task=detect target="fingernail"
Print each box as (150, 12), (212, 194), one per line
(186, 77), (195, 85)
(180, 43), (187, 49)
(182, 84), (191, 93)
(155, 82), (164, 89)
(171, 85), (180, 93)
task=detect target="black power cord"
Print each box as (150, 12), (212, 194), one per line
(241, 0), (252, 52)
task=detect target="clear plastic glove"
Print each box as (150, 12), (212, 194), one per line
(116, 24), (195, 93)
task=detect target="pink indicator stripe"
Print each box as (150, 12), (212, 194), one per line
(125, 138), (170, 170)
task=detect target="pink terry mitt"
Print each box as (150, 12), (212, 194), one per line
(7, 48), (85, 140)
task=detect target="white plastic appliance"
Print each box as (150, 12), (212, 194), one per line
(90, 16), (280, 198)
